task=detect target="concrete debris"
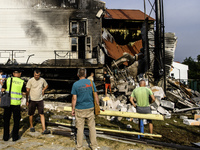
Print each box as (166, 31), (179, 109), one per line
(157, 106), (169, 115)
(173, 107), (200, 113)
(183, 119), (200, 126)
(194, 114), (200, 120)
(98, 78), (200, 123)
(150, 98), (161, 109)
(180, 116), (188, 120)
(127, 124), (132, 129)
(160, 100), (175, 109)
(151, 86), (166, 99)
(192, 142), (200, 147)
(197, 118), (200, 124)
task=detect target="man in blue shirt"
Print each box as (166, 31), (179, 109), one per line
(71, 68), (99, 150)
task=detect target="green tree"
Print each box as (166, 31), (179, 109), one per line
(197, 54), (200, 63)
(182, 56), (199, 79)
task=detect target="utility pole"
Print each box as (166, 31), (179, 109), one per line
(154, 0), (166, 93)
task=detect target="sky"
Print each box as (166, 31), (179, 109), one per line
(102, 0), (200, 63)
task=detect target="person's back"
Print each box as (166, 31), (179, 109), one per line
(104, 73), (110, 84)
(71, 68), (99, 150)
(72, 78), (95, 109)
(132, 86), (152, 107)
(129, 80), (155, 134)
(103, 71), (112, 96)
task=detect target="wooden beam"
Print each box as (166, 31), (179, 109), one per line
(55, 122), (162, 138)
(64, 107), (164, 120)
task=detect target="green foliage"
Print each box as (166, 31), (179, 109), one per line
(182, 55), (200, 79)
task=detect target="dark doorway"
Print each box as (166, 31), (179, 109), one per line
(78, 37), (85, 59)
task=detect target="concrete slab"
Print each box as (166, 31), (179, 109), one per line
(160, 100), (175, 109)
(150, 98), (160, 109)
(183, 119), (200, 126)
(157, 106), (168, 115)
(151, 86), (165, 99)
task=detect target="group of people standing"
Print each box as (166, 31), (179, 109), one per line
(71, 68), (155, 150)
(1, 69), (50, 142)
(1, 67), (155, 150)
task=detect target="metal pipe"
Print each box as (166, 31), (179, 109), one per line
(26, 54), (34, 64)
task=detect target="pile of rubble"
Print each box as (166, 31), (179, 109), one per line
(99, 77), (200, 126)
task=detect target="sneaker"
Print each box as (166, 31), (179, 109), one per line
(30, 127), (35, 132)
(42, 129), (51, 134)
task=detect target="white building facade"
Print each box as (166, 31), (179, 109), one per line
(170, 61), (189, 84)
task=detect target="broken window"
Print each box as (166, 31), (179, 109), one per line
(71, 22), (78, 34)
(79, 21), (86, 35)
(70, 20), (87, 35)
(71, 38), (77, 52)
(86, 36), (92, 52)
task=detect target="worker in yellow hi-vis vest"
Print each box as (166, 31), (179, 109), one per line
(1, 69), (26, 142)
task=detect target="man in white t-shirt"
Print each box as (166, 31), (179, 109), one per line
(87, 72), (94, 81)
(26, 69), (50, 134)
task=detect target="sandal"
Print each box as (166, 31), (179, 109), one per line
(42, 129), (51, 134)
(30, 127), (35, 132)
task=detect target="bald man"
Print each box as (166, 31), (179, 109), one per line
(129, 80), (155, 134)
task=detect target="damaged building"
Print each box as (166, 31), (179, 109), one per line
(99, 7), (200, 121)
(0, 0), (106, 86)
(1, 0), (200, 117)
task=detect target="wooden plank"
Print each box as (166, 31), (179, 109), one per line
(64, 107), (164, 120)
(55, 122), (162, 138)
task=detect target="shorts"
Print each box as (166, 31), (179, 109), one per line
(28, 100), (44, 115)
(105, 83), (111, 89)
(136, 106), (152, 123)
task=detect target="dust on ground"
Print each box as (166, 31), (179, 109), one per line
(0, 104), (198, 150)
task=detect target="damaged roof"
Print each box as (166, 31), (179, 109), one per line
(104, 9), (154, 21)
(103, 39), (142, 62)
(102, 29), (142, 65)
